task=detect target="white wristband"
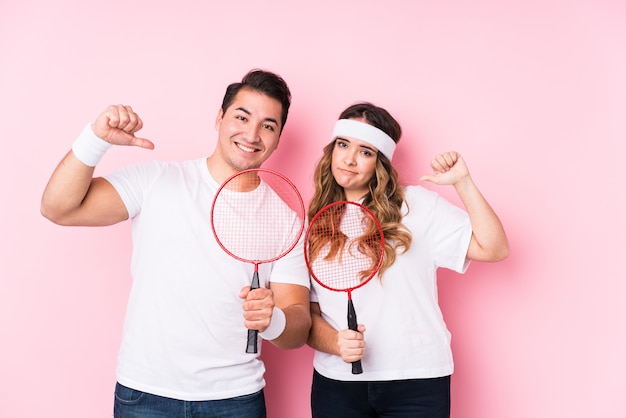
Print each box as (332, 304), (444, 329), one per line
(259, 307), (286, 341)
(71, 123), (112, 167)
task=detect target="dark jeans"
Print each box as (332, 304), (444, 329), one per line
(311, 370), (450, 418)
(114, 382), (266, 418)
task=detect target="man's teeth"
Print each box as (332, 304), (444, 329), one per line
(238, 143), (256, 152)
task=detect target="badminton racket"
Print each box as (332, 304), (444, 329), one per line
(211, 168), (304, 353)
(305, 201), (384, 374)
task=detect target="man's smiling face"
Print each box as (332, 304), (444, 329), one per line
(213, 88), (283, 177)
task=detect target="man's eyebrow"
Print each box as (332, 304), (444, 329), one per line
(235, 107), (278, 126)
(263, 116), (279, 126)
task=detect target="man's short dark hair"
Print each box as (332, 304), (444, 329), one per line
(221, 69), (291, 133)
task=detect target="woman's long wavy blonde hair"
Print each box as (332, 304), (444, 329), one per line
(308, 102), (412, 279)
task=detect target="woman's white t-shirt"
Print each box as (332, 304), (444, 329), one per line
(310, 185), (472, 381)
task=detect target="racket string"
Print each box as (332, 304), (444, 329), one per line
(212, 175), (303, 262)
(307, 202), (384, 291)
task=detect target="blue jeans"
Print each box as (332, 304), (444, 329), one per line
(113, 382), (266, 418)
(311, 370), (451, 418)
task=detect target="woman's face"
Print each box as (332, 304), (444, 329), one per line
(331, 124), (379, 201)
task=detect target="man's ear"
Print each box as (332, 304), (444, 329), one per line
(215, 109), (224, 130)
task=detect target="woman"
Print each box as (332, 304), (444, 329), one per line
(307, 102), (509, 417)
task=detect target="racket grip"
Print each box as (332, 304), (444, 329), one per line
(347, 299), (363, 374)
(246, 270), (261, 354)
(246, 329), (259, 354)
(250, 270), (260, 290)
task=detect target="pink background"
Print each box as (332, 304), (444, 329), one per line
(1, 0), (625, 417)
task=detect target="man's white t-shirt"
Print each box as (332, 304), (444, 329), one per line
(105, 158), (309, 400)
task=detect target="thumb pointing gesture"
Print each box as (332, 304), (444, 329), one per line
(419, 151), (469, 186)
(92, 104), (154, 150)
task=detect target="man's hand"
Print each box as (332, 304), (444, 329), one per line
(240, 286), (275, 332)
(92, 104), (154, 149)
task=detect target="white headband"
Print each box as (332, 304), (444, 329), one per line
(331, 119), (397, 160)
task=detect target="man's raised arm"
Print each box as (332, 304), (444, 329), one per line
(40, 105), (154, 226)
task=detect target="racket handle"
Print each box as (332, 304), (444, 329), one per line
(347, 299), (363, 374)
(250, 270), (260, 290)
(246, 329), (259, 354)
(246, 271), (261, 354)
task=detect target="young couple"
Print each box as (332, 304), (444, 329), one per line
(41, 69), (508, 418)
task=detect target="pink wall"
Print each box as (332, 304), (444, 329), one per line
(1, 0), (625, 417)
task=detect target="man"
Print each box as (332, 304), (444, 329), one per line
(41, 69), (311, 417)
